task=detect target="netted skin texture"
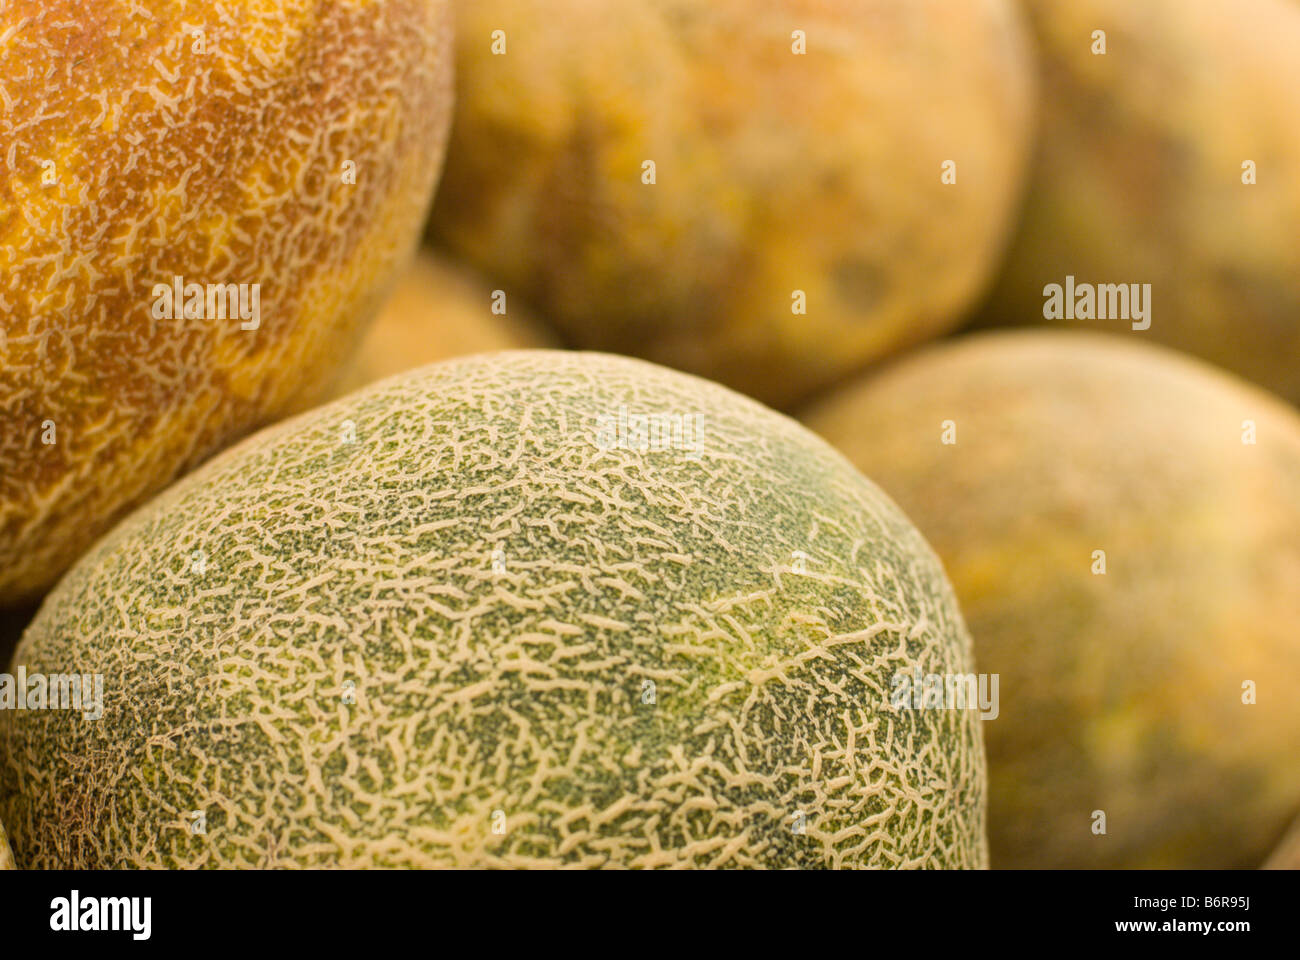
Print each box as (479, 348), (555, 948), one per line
(0, 0), (455, 604)
(2, 351), (986, 868)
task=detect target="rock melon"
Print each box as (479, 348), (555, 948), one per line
(976, 0), (1300, 401)
(1, 351), (986, 868)
(429, 0), (1035, 408)
(0, 0), (455, 606)
(804, 331), (1300, 869)
(323, 252), (556, 403)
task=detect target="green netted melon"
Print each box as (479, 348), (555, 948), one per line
(1, 351), (985, 868)
(804, 331), (1300, 869)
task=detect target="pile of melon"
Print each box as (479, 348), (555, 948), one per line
(1, 0), (1297, 872)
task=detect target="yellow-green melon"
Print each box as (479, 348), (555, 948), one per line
(804, 331), (1300, 869)
(1, 351), (985, 868)
(429, 0), (1035, 408)
(0, 0), (454, 606)
(324, 252), (556, 403)
(977, 0), (1300, 401)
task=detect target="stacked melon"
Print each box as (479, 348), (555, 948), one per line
(0, 0), (455, 607)
(431, 0), (1036, 407)
(5, 0), (1298, 877)
(805, 331), (1300, 868)
(0, 353), (986, 868)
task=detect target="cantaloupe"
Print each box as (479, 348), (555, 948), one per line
(804, 331), (1300, 869)
(977, 0), (1300, 401)
(0, 0), (455, 606)
(429, 0), (1035, 408)
(323, 252), (556, 403)
(0, 352), (986, 868)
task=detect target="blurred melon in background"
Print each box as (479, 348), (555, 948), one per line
(804, 330), (1300, 869)
(975, 0), (1300, 402)
(324, 252), (557, 402)
(430, 0), (1036, 408)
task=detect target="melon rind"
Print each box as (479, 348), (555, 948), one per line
(0, 0), (455, 604)
(1, 351), (985, 868)
(978, 0), (1300, 401)
(430, 0), (1035, 408)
